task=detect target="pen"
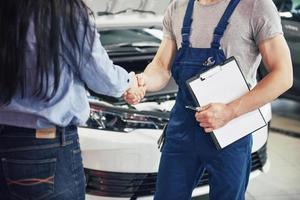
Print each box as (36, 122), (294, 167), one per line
(185, 105), (200, 112)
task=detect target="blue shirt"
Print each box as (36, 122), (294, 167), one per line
(0, 20), (133, 129)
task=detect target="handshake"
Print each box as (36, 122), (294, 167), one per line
(123, 72), (147, 105)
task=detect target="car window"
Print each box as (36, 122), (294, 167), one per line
(274, 0), (293, 11)
(292, 0), (300, 12)
(293, 0), (300, 8)
(99, 29), (161, 47)
(273, 0), (300, 10)
(283, 0), (300, 10)
(275, 0), (300, 21)
(292, 0), (300, 21)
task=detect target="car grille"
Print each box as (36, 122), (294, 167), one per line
(85, 144), (267, 199)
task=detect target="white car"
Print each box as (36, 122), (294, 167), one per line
(80, 1), (271, 199)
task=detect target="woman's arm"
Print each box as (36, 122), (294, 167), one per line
(80, 30), (138, 97)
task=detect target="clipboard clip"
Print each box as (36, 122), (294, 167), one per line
(200, 66), (222, 81)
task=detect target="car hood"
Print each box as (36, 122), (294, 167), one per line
(85, 0), (170, 29)
(84, 0), (176, 103)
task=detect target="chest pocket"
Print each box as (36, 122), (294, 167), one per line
(172, 60), (215, 105)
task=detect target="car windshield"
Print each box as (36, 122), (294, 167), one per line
(99, 29), (161, 49)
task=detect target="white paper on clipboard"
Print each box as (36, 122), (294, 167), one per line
(186, 57), (267, 149)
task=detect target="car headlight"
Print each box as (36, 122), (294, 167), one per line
(84, 101), (169, 132)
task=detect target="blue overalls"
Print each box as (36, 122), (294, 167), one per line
(154, 0), (253, 199)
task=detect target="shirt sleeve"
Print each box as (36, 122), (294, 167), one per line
(79, 27), (134, 98)
(163, 2), (176, 40)
(251, 0), (283, 45)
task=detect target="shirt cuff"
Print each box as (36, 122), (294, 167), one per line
(127, 72), (136, 90)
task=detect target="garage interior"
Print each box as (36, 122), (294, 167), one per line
(1, 0), (299, 200)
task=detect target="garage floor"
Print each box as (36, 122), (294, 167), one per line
(196, 99), (300, 200)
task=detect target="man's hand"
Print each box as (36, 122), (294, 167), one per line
(195, 103), (236, 133)
(136, 73), (146, 87)
(123, 73), (146, 105)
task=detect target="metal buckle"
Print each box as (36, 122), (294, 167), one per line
(35, 127), (56, 139)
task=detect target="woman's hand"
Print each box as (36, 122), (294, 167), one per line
(195, 103), (236, 133)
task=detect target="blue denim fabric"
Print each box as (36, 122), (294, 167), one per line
(154, 0), (252, 199)
(0, 125), (85, 200)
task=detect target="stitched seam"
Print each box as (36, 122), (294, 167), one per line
(7, 176), (54, 186)
(0, 140), (73, 153)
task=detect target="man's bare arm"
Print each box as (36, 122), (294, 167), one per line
(228, 34), (293, 117)
(195, 35), (293, 132)
(141, 38), (177, 92)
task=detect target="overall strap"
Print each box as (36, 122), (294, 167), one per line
(181, 0), (195, 47)
(211, 0), (240, 49)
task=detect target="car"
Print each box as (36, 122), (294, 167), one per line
(258, 0), (300, 102)
(80, 1), (272, 199)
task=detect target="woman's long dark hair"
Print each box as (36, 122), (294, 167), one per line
(0, 0), (95, 105)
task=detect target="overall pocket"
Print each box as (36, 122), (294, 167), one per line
(1, 158), (57, 200)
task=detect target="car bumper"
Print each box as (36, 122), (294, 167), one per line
(85, 158), (270, 200)
(79, 127), (269, 200)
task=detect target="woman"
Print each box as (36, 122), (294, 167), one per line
(126, 0), (293, 199)
(0, 0), (144, 199)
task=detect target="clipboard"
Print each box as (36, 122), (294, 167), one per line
(186, 57), (267, 149)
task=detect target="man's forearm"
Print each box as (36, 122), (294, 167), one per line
(228, 36), (293, 118)
(228, 66), (293, 119)
(142, 61), (171, 92)
(138, 38), (175, 92)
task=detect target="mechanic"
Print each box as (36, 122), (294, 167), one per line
(0, 0), (145, 199)
(124, 0), (293, 199)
